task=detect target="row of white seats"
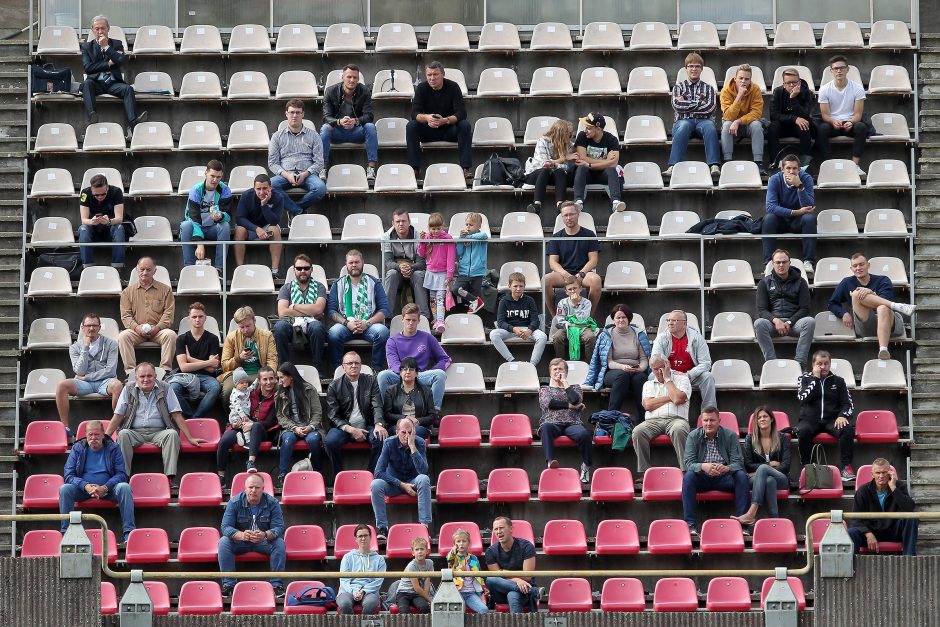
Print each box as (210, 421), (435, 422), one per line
(713, 357), (906, 390)
(35, 20), (913, 56)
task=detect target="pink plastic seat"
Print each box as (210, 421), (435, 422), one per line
(231, 581), (276, 615)
(486, 468), (530, 502)
(600, 578), (645, 611)
(177, 526), (221, 562)
(548, 578), (593, 612)
(489, 519), (535, 545)
(752, 518), (798, 553)
(86, 528), (118, 563)
(855, 463), (898, 487)
(642, 467), (683, 500)
(125, 528), (170, 563)
(332, 470), (374, 504)
(386, 523), (431, 558)
(436, 468), (480, 502)
(178, 581), (223, 615)
(595, 519), (640, 555)
(810, 518), (847, 552)
(697, 411), (740, 434)
(542, 519), (587, 555)
(129, 473), (171, 506)
(488, 413), (533, 446)
(747, 410), (791, 435)
(590, 466), (634, 501)
(21, 529), (61, 557)
(855, 410), (899, 442)
(22, 474), (64, 508)
(706, 576), (751, 611)
(177, 472), (223, 506)
(653, 577), (698, 611)
(23, 421), (68, 454)
(143, 581), (171, 615)
(231, 471), (274, 496)
(437, 414), (482, 446)
(798, 465), (844, 499)
(437, 521), (483, 557)
(647, 519), (693, 554)
(700, 519), (745, 553)
(760, 576), (806, 611)
(537, 467), (582, 501)
(284, 580), (330, 615)
(334, 524), (378, 559)
(280, 471), (326, 504)
(180, 418), (221, 452)
(285, 524), (328, 560)
(101, 581), (118, 615)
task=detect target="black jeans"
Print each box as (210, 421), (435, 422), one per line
(817, 121), (869, 160)
(603, 369), (646, 421)
(539, 422), (592, 466)
(524, 166), (569, 205)
(406, 120), (472, 170)
(216, 423), (274, 471)
(573, 165), (622, 202)
(797, 419), (855, 469)
(82, 78), (139, 123)
(768, 119), (815, 161)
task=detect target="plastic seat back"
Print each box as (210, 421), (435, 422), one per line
(752, 518), (798, 553)
(538, 468), (582, 501)
(648, 519), (693, 554)
(178, 527), (221, 562)
(601, 578), (645, 611)
(281, 471), (326, 504)
(125, 528), (170, 563)
(706, 577), (751, 611)
(700, 519), (745, 553)
(177, 472), (223, 506)
(231, 581), (276, 615)
(332, 470), (374, 504)
(548, 578), (592, 612)
(178, 581), (223, 615)
(543, 520), (587, 555)
(486, 468), (530, 502)
(595, 519), (640, 555)
(590, 467), (634, 501)
(653, 577), (698, 611)
(436, 468), (480, 503)
(129, 473), (171, 506)
(21, 530), (61, 557)
(437, 414), (482, 447)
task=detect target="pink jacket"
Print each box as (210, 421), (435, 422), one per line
(417, 232), (456, 278)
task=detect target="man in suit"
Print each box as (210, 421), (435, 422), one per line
(80, 15), (147, 130)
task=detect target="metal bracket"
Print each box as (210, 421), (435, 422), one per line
(545, 618), (568, 627)
(361, 620), (384, 627)
(820, 510), (855, 578)
(119, 569), (153, 626)
(59, 512), (92, 579)
(763, 566), (799, 627)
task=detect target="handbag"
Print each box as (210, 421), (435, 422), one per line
(803, 444), (833, 490)
(37, 251), (81, 281)
(286, 585), (337, 609)
(481, 153), (524, 187)
(31, 63), (72, 94)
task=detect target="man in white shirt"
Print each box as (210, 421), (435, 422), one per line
(817, 55), (869, 177)
(632, 357), (692, 474)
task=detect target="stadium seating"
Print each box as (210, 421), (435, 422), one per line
(285, 525), (328, 561)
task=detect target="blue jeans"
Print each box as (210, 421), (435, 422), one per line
(370, 474), (432, 529)
(180, 221), (230, 267)
(320, 123), (379, 164)
(327, 323), (390, 371)
(78, 224), (126, 266)
(848, 520), (918, 556)
(279, 430), (323, 475)
(749, 464), (790, 518)
(59, 482), (135, 539)
(681, 469), (750, 528)
(273, 319), (326, 370)
(668, 118), (721, 166)
(218, 535), (286, 588)
(461, 591), (489, 613)
(377, 369), (446, 410)
(484, 577), (540, 613)
(271, 173), (326, 210)
(539, 422), (592, 466)
(171, 372), (222, 418)
(324, 427), (383, 473)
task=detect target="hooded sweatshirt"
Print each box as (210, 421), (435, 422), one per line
(339, 549), (386, 594)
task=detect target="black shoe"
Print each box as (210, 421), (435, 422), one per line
(526, 202), (541, 215)
(688, 526), (699, 538)
(87, 111), (99, 125)
(275, 473), (286, 489)
(168, 475), (179, 491)
(221, 583), (235, 597)
(756, 162), (768, 177)
(273, 584), (286, 599)
(130, 111), (149, 127)
(218, 474), (228, 489)
(799, 154), (812, 171)
(376, 527), (388, 541)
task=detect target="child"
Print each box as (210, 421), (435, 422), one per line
(395, 536), (435, 614)
(489, 272), (548, 364)
(452, 212), (489, 314)
(551, 276), (597, 360)
(417, 212), (456, 334)
(445, 528), (488, 614)
(228, 367), (256, 448)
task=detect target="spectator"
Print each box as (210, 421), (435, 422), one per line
(681, 407), (750, 534)
(338, 524), (386, 614)
(550, 276), (597, 360)
(275, 361), (323, 485)
(370, 418), (431, 540)
(446, 528), (488, 614)
(219, 306), (278, 404)
(321, 64), (378, 181)
(719, 64), (765, 174)
(524, 119), (574, 215)
(324, 352), (386, 473)
(181, 159), (232, 270)
(383, 358), (435, 444)
(272, 253), (327, 370)
(828, 252), (916, 361)
(382, 208), (430, 319)
(269, 99), (325, 211)
(394, 536), (434, 614)
(450, 212), (488, 313)
(233, 173), (295, 279)
(817, 55), (869, 176)
(633, 357), (691, 475)
(215, 366), (279, 487)
(543, 200), (602, 312)
(407, 61), (472, 178)
(651, 310), (716, 409)
(105, 362), (204, 478)
(56, 312), (122, 441)
(59, 419), (134, 541)
(378, 303), (451, 414)
(78, 173), (126, 269)
(761, 154), (817, 279)
(485, 516), (540, 613)
(571, 112), (625, 213)
(755, 249), (815, 370)
(584, 304), (648, 420)
(848, 458), (918, 555)
(768, 68), (815, 170)
(539, 358), (591, 483)
(733, 406), (791, 524)
(796, 350), (856, 481)
(417, 212), (456, 334)
(170, 302), (221, 419)
(218, 473), (286, 598)
(490, 272), (548, 365)
(665, 52), (720, 177)
(326, 250), (391, 371)
(80, 15), (146, 130)
(118, 256), (175, 373)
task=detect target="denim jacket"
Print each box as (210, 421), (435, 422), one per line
(221, 491), (284, 540)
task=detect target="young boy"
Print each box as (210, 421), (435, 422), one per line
(228, 368), (255, 448)
(451, 212), (489, 314)
(551, 276), (597, 359)
(489, 272), (548, 364)
(446, 528), (488, 614)
(395, 536), (434, 614)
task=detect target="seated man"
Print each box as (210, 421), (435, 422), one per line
(233, 173), (295, 279)
(761, 154), (817, 279)
(219, 306), (278, 404)
(170, 302), (221, 419)
(269, 98), (325, 211)
(378, 303), (451, 413)
(767, 67), (815, 169)
(651, 310), (716, 409)
(817, 55), (869, 176)
(118, 256), (176, 373)
(338, 524), (386, 614)
(370, 418), (431, 540)
(571, 112), (625, 213)
(406, 61), (472, 178)
(321, 64), (378, 180)
(327, 249), (391, 372)
(633, 357), (692, 475)
(78, 173), (126, 269)
(665, 52), (720, 177)
(218, 472), (286, 597)
(681, 407), (750, 534)
(272, 254), (327, 371)
(719, 64), (765, 174)
(56, 312), (122, 441)
(848, 457), (918, 555)
(485, 516), (540, 613)
(828, 252), (915, 361)
(181, 159), (232, 269)
(80, 15), (147, 130)
(754, 249), (815, 370)
(543, 200), (602, 313)
(59, 419), (134, 541)
(382, 208), (430, 320)
(324, 352), (386, 473)
(796, 350), (856, 481)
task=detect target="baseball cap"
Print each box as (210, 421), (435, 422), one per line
(579, 112), (606, 129)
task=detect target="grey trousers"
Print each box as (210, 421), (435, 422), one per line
(754, 316), (815, 366)
(116, 427), (180, 475)
(384, 268), (430, 319)
(633, 416), (691, 473)
(689, 371), (717, 409)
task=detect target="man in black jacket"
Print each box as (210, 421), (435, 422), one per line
(848, 458), (917, 555)
(324, 351), (387, 472)
(80, 15), (147, 129)
(796, 350), (855, 481)
(754, 249), (815, 370)
(767, 68), (814, 170)
(320, 64), (378, 181)
(406, 61), (472, 178)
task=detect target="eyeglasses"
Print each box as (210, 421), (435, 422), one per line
(343, 361), (362, 367)
(831, 65), (849, 72)
(783, 80), (799, 86)
(82, 323), (100, 328)
(91, 191), (108, 198)
(355, 534), (371, 539)
(294, 265), (312, 271)
(666, 318), (686, 323)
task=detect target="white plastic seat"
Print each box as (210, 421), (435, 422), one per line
(710, 312), (755, 341)
(626, 67), (670, 95)
(817, 209), (859, 234)
(77, 266), (122, 296)
(176, 265), (222, 295)
(128, 167), (172, 196)
(677, 21), (720, 49)
(31, 217), (74, 246)
(869, 20), (912, 49)
(582, 22), (625, 51)
(128, 265), (170, 287)
(131, 216), (172, 243)
(227, 71), (270, 99)
(341, 214), (384, 241)
(288, 214), (332, 242)
(773, 21), (816, 49)
(36, 26), (79, 54)
(179, 72), (223, 99)
(372, 70), (414, 99)
(477, 23), (520, 51)
(180, 25), (223, 54)
(373, 164), (417, 192)
(819, 64), (863, 89)
(375, 23), (418, 52)
(566, 361), (589, 387)
(606, 211), (651, 238)
(497, 262), (540, 291)
(323, 24), (366, 52)
(828, 358), (856, 388)
(821, 21), (864, 48)
(27, 267), (72, 296)
(869, 256), (909, 286)
(179, 315), (220, 339)
(131, 71), (174, 97)
(530, 22), (572, 50)
(655, 312), (701, 336)
(375, 118), (407, 148)
(575, 116), (619, 139)
(81, 168), (122, 191)
(629, 22), (672, 50)
(98, 318), (120, 341)
(771, 65), (815, 92)
(227, 166), (265, 194)
(26, 318), (71, 349)
(552, 212), (595, 234)
(499, 213), (543, 241)
(177, 166), (206, 194)
(275, 71), (317, 99)
(715, 209), (752, 220)
(656, 261), (700, 289)
(34, 123), (77, 152)
(448, 213), (492, 238)
(495, 362), (539, 393)
(812, 257), (852, 288)
(130, 122), (173, 152)
(178, 121), (221, 151)
(524, 117), (560, 144)
(603, 261), (647, 290)
(30, 168), (74, 197)
(230, 265), (275, 294)
(676, 66), (718, 91)
(132, 25), (175, 54)
(621, 162), (664, 190)
(82, 123), (125, 152)
(422, 164), (467, 191)
(861, 359), (906, 389)
(718, 161), (762, 189)
(725, 21), (768, 49)
(723, 65), (767, 92)
(284, 264), (327, 287)
(759, 360), (802, 389)
(326, 165), (368, 193)
(869, 113), (910, 142)
(659, 210), (699, 237)
(578, 67), (621, 96)
(440, 314), (486, 345)
(529, 67), (573, 97)
(444, 363), (485, 392)
(227, 120), (269, 150)
(817, 160), (861, 188)
(864, 209), (907, 235)
(710, 259), (755, 289)
(477, 68), (521, 97)
(23, 369), (66, 400)
(472, 117), (515, 147)
(669, 162), (713, 190)
(624, 116), (667, 145)
(426, 23), (469, 51)
(712, 359), (754, 389)
(275, 24), (318, 53)
(443, 68), (469, 95)
(228, 24), (270, 53)
(867, 160), (910, 189)
(813, 311), (855, 340)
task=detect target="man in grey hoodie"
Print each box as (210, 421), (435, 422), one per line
(651, 310), (716, 409)
(338, 523), (387, 614)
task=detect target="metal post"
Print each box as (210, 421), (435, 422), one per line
(431, 568), (465, 627)
(819, 510), (854, 578)
(59, 511), (93, 579)
(763, 566), (798, 627)
(119, 569), (154, 626)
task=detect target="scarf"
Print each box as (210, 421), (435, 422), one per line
(446, 549), (485, 592)
(341, 275), (373, 321)
(565, 314), (598, 360)
(290, 279), (318, 305)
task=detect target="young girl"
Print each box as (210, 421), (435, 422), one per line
(445, 528), (488, 614)
(417, 212), (456, 335)
(524, 119), (575, 214)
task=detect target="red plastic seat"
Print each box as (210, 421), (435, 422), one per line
(813, 432), (838, 443)
(595, 519), (640, 555)
(488, 413), (533, 446)
(284, 580), (329, 615)
(747, 411), (792, 436)
(706, 576), (751, 611)
(101, 581), (118, 615)
(489, 519), (535, 545)
(180, 418), (221, 452)
(280, 471), (326, 505)
(855, 410), (900, 442)
(590, 467), (634, 501)
(860, 540), (903, 554)
(653, 577), (698, 611)
(231, 471), (274, 496)
(537, 467), (582, 501)
(437, 414), (482, 446)
(798, 465), (844, 499)
(436, 468), (480, 502)
(700, 519), (745, 553)
(86, 528), (118, 564)
(334, 524), (378, 559)
(647, 519), (692, 554)
(125, 528), (170, 563)
(22, 474), (64, 508)
(810, 518), (847, 552)
(386, 523), (431, 558)
(75, 420), (107, 440)
(177, 472), (223, 506)
(548, 578), (593, 612)
(600, 578), (645, 612)
(697, 488), (734, 501)
(177, 526), (221, 562)
(486, 468), (530, 502)
(21, 529), (61, 557)
(697, 411), (740, 434)
(437, 521), (483, 557)
(285, 525), (328, 560)
(231, 581), (276, 615)
(129, 473), (171, 507)
(855, 463), (898, 487)
(178, 581), (223, 615)
(332, 470), (374, 504)
(752, 518), (798, 553)
(760, 576), (807, 611)
(143, 581), (171, 615)
(543, 519), (587, 555)
(641, 467), (683, 500)
(23, 421), (67, 454)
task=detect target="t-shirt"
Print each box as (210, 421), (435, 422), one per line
(876, 489), (889, 509)
(484, 538), (537, 585)
(818, 80), (865, 122)
(82, 447), (111, 485)
(347, 379), (365, 429)
(175, 330), (221, 375)
(241, 338), (261, 375)
(546, 227), (601, 275)
(669, 335), (693, 373)
(198, 188), (219, 227)
(574, 130), (619, 161)
(79, 185), (123, 220)
(399, 558), (434, 593)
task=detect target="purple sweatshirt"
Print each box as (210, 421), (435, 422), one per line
(385, 330), (452, 374)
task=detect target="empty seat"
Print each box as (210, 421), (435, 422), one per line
(374, 23), (417, 52)
(591, 467), (635, 501)
(129, 473), (171, 506)
(861, 359), (906, 389)
(653, 577), (698, 611)
(128, 215), (172, 243)
(601, 261), (646, 291)
(538, 468), (581, 501)
(624, 117), (667, 145)
(175, 265), (221, 295)
(77, 266), (121, 296)
(607, 211), (651, 238)
(818, 159), (862, 188)
(444, 362), (485, 392)
(870, 20), (912, 48)
(869, 256), (909, 285)
(22, 474), (63, 508)
(700, 519), (745, 553)
(773, 21), (816, 48)
(669, 161), (713, 190)
(828, 358), (857, 388)
(231, 581), (275, 615)
(37, 25), (79, 54)
(326, 165), (368, 193)
(125, 528), (170, 563)
(582, 21), (624, 50)
(179, 72), (223, 99)
(710, 312), (755, 341)
(34, 123), (77, 153)
(30, 217), (74, 247)
(706, 577), (751, 611)
(642, 467), (683, 500)
(821, 20), (864, 48)
(340, 213), (384, 241)
(477, 68), (521, 97)
(620, 163), (664, 192)
(759, 359), (802, 389)
(472, 117), (516, 148)
(725, 20), (768, 48)
(177, 472), (223, 506)
(813, 257), (852, 287)
(678, 20), (720, 48)
(495, 362), (539, 392)
(274, 71), (318, 100)
(372, 70), (414, 99)
(133, 26), (175, 54)
(530, 22), (572, 50)
(710, 259), (755, 289)
(595, 519), (640, 554)
(423, 163), (468, 192)
(323, 23), (365, 52)
(178, 527), (222, 562)
(798, 466), (844, 498)
(30, 168), (74, 197)
(626, 67), (670, 95)
(86, 528), (118, 564)
(648, 519), (693, 554)
(771, 65), (816, 92)
(375, 117), (407, 148)
(629, 22), (672, 50)
(101, 581), (117, 615)
(870, 113), (911, 142)
(543, 520), (587, 554)
(548, 578), (592, 612)
(373, 164), (417, 192)
(436, 468), (480, 503)
(867, 159), (911, 188)
(276, 24), (318, 53)
(386, 523), (431, 558)
(578, 67), (621, 96)
(284, 525), (328, 561)
(23, 370), (65, 401)
(21, 530), (61, 557)
(437, 414), (482, 447)
(718, 161), (762, 189)
(180, 25), (222, 53)
(817, 208), (859, 234)
(657, 261), (701, 289)
(178, 121), (221, 151)
(761, 576), (807, 610)
(229, 264), (275, 294)
(499, 212), (542, 241)
(130, 121), (174, 151)
(178, 581), (223, 615)
(332, 470), (373, 504)
(27, 267), (72, 297)
(436, 522), (483, 557)
(280, 471), (326, 505)
(659, 211), (700, 236)
(752, 518), (798, 553)
(855, 410), (900, 442)
(129, 166), (172, 195)
(478, 22), (520, 51)
(180, 418), (223, 449)
(228, 24), (270, 53)
(489, 414), (534, 447)
(486, 468), (530, 502)
(426, 23), (469, 51)
(25, 318), (71, 349)
(601, 578), (645, 612)
(228, 71), (270, 99)
(813, 311), (855, 340)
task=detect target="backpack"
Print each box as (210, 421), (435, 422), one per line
(481, 153), (524, 187)
(31, 64), (72, 95)
(286, 585), (337, 609)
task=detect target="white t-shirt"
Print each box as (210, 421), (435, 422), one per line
(818, 80), (865, 122)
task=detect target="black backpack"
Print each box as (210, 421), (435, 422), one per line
(481, 153), (524, 187)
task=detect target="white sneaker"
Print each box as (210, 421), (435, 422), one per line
(574, 199), (584, 210)
(802, 261), (815, 280)
(878, 348), (891, 360)
(895, 302), (916, 317)
(319, 169), (328, 181)
(663, 166), (674, 177)
(366, 166), (376, 181)
(580, 463), (591, 484)
(855, 165), (866, 178)
(710, 164), (721, 176)
(611, 200), (626, 213)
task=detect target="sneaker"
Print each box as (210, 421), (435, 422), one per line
(130, 111), (149, 127)
(895, 302), (916, 317)
(878, 348), (891, 361)
(799, 154), (812, 170)
(526, 202), (541, 215)
(376, 527), (388, 541)
(580, 463), (591, 484)
(468, 297), (484, 314)
(710, 164), (721, 176)
(65, 426), (74, 445)
(273, 584), (286, 599)
(366, 166), (376, 181)
(319, 169), (328, 181)
(841, 465), (856, 482)
(574, 199), (584, 210)
(275, 473), (286, 488)
(246, 460), (258, 473)
(433, 320), (446, 335)
(548, 459), (560, 469)
(688, 526), (699, 537)
(218, 474), (228, 489)
(271, 268), (280, 280)
(855, 165), (866, 178)
(756, 162), (768, 177)
(463, 168), (473, 179)
(663, 165), (674, 177)
(802, 261), (815, 280)
(221, 583), (235, 597)
(611, 200), (626, 213)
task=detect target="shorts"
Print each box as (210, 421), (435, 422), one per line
(73, 377), (115, 397)
(243, 227), (275, 241)
(853, 309), (904, 338)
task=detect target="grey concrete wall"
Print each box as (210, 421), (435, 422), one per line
(0, 556), (99, 626)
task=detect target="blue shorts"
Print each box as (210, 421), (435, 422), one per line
(73, 378), (115, 397)
(242, 227), (276, 241)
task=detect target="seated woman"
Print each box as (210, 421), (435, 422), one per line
(215, 366), (279, 486)
(524, 119), (575, 215)
(733, 405), (791, 525)
(383, 357), (436, 440)
(584, 304), (651, 421)
(539, 358), (591, 483)
(275, 361), (323, 485)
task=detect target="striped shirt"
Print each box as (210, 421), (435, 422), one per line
(672, 79), (717, 121)
(267, 125), (324, 176)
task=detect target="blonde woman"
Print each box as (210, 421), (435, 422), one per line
(524, 119), (575, 214)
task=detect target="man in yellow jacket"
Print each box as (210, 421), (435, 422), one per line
(219, 305), (278, 405)
(720, 64), (766, 175)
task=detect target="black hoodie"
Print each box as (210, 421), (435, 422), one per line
(770, 78), (815, 124)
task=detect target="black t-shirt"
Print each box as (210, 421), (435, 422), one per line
(484, 538), (537, 585)
(79, 185), (123, 219)
(546, 227), (601, 274)
(175, 330), (221, 374)
(574, 130), (619, 161)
